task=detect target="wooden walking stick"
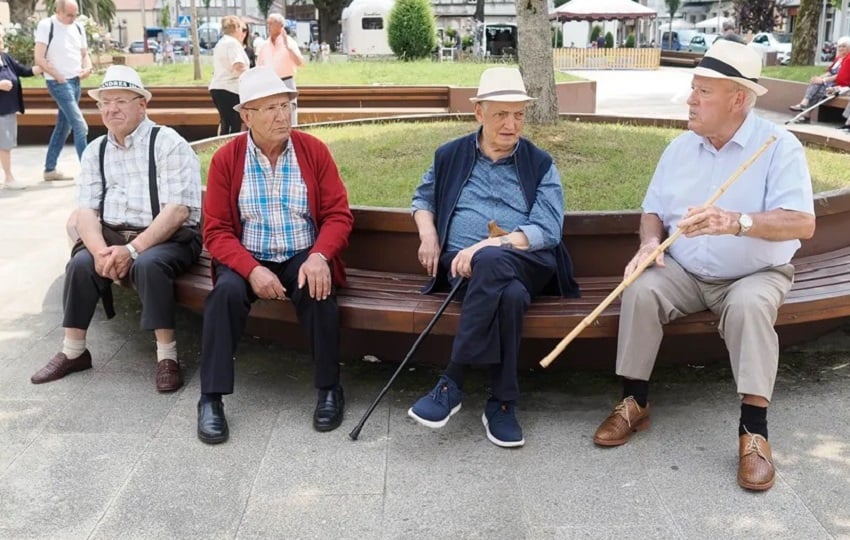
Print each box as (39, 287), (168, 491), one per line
(539, 135), (778, 368)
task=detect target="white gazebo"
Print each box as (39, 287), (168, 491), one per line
(695, 16), (735, 33)
(551, 0), (658, 21)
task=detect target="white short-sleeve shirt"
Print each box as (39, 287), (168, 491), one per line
(208, 35), (249, 94)
(34, 16), (87, 80)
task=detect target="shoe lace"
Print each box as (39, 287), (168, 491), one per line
(614, 396), (639, 427)
(742, 427), (769, 460)
(428, 380), (450, 407)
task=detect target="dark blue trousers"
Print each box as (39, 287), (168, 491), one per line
(200, 249), (341, 395)
(441, 246), (556, 402)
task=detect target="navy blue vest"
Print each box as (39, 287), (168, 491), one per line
(424, 132), (580, 298)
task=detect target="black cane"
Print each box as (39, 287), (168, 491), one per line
(349, 278), (465, 441)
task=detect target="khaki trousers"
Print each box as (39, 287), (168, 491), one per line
(615, 257), (794, 401)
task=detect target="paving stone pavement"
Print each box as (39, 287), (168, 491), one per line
(2, 74), (850, 539)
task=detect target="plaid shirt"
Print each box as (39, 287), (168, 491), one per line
(238, 135), (316, 262)
(78, 118), (202, 227)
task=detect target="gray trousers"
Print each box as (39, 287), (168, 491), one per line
(615, 257), (794, 401)
(63, 241), (200, 331)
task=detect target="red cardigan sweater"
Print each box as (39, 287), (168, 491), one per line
(203, 131), (354, 286)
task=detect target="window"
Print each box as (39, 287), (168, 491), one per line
(362, 17), (383, 30)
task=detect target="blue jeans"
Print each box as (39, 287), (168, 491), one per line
(45, 77), (88, 172)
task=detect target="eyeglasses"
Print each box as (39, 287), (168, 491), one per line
(97, 96), (143, 110)
(242, 102), (291, 116)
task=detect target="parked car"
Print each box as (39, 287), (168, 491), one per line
(750, 32), (792, 65)
(660, 30), (700, 52)
(687, 33), (719, 53)
(171, 38), (192, 56)
(127, 39), (160, 54)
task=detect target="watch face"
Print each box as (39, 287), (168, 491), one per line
(740, 214), (753, 228)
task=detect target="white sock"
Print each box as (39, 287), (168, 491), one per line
(62, 338), (87, 359)
(156, 341), (177, 363)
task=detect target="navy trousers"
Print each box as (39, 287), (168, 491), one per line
(441, 246), (556, 402)
(200, 249), (341, 395)
(63, 240), (200, 331)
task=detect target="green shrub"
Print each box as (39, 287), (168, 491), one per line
(461, 34), (473, 50)
(625, 34), (635, 48)
(604, 32), (614, 48)
(590, 25), (603, 43)
(4, 23), (36, 65)
(387, 0), (437, 61)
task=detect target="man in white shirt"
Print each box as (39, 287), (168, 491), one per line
(34, 0), (92, 181)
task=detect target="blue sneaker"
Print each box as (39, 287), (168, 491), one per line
(482, 398), (525, 448)
(407, 375), (463, 428)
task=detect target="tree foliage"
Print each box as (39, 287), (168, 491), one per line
(159, 4), (172, 29)
(733, 0), (778, 33)
(665, 0), (679, 49)
(790, 0), (819, 65)
(387, 0), (436, 61)
(41, 0), (116, 26)
(257, 0), (274, 20)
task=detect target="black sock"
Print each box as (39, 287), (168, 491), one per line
(444, 362), (468, 388)
(622, 379), (649, 408)
(200, 393), (222, 404)
(739, 403), (768, 439)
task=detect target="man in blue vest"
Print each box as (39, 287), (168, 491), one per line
(406, 67), (579, 448)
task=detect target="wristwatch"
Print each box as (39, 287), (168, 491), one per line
(736, 213), (753, 237)
(499, 236), (513, 248)
(126, 242), (139, 260)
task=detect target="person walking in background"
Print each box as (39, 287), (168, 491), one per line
(0, 32), (42, 190)
(241, 23), (256, 68)
(257, 14), (304, 125)
(209, 15), (250, 135)
(34, 0), (92, 181)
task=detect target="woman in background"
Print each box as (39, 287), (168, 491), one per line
(209, 15), (249, 135)
(241, 24), (256, 68)
(0, 32), (42, 190)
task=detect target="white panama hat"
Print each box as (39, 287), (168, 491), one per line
(88, 65), (152, 102)
(234, 66), (298, 112)
(470, 67), (536, 103)
(693, 39), (768, 96)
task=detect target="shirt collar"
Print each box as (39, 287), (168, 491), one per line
(700, 111), (757, 152)
(247, 132), (292, 161)
(108, 117), (153, 149)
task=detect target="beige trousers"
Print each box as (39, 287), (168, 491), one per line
(615, 257), (794, 401)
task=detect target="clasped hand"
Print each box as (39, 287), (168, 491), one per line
(248, 253), (331, 302)
(96, 245), (132, 281)
(678, 205), (737, 238)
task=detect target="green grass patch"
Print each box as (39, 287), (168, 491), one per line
(21, 60), (580, 88)
(197, 120), (849, 211)
(762, 65), (825, 83)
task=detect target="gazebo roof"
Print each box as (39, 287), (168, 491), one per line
(551, 0), (657, 22)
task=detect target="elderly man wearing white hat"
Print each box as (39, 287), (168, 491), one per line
(407, 67), (580, 448)
(592, 40), (816, 491)
(30, 65), (202, 394)
(197, 66), (353, 444)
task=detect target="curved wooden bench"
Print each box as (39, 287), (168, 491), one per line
(173, 188), (850, 362)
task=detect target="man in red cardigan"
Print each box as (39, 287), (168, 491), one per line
(198, 67), (353, 444)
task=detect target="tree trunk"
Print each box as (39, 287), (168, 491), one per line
(791, 0), (819, 65)
(190, 0), (202, 80)
(516, 0), (558, 124)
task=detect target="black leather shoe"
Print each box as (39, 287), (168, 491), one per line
(313, 386), (344, 432)
(197, 400), (229, 444)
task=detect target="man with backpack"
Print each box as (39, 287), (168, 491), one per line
(30, 66), (202, 393)
(34, 0), (92, 181)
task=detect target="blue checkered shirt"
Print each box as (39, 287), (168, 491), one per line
(238, 135), (316, 262)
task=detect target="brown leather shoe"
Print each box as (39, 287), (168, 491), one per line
(593, 396), (650, 447)
(155, 359), (183, 393)
(31, 350), (92, 384)
(738, 432), (775, 491)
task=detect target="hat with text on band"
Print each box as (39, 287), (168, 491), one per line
(470, 67), (537, 103)
(88, 65), (152, 102)
(234, 66), (298, 112)
(693, 39), (768, 96)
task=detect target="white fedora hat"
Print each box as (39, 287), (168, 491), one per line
(88, 65), (152, 102)
(234, 66), (298, 112)
(470, 67), (536, 103)
(693, 39), (768, 96)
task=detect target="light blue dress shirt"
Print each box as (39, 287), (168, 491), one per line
(643, 112), (815, 280)
(411, 137), (564, 252)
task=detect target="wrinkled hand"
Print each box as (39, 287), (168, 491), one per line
(450, 240), (491, 279)
(624, 240), (665, 280)
(249, 266), (286, 300)
(99, 245), (132, 281)
(678, 206), (738, 238)
(55, 75), (67, 84)
(298, 253), (332, 300)
(0, 80), (12, 92)
(32, 66), (42, 76)
(417, 234), (440, 277)
(79, 68), (92, 80)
